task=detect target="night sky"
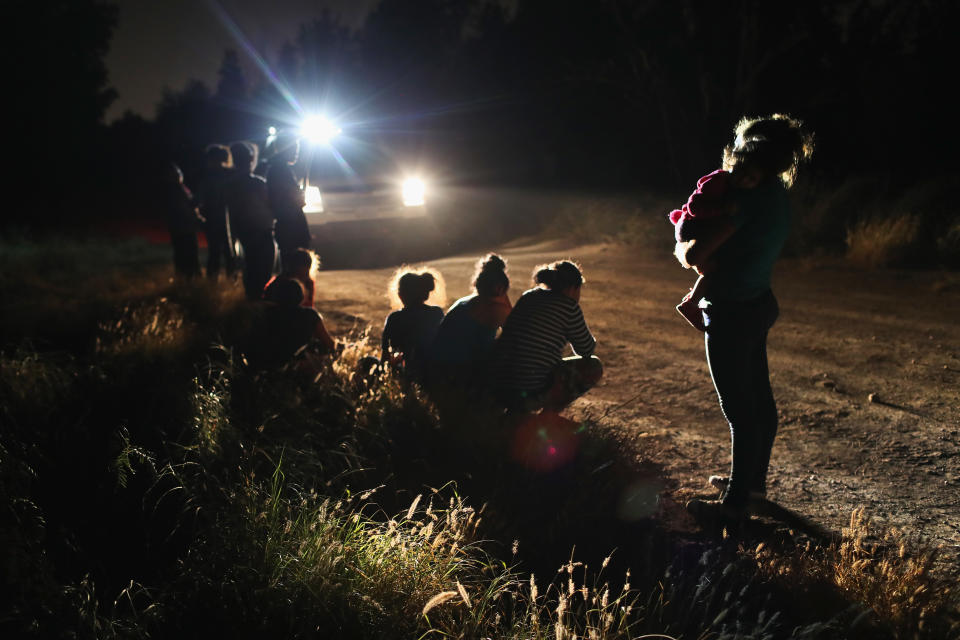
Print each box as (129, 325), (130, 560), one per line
(105, 0), (378, 121)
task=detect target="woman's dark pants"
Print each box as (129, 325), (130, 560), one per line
(238, 231), (276, 300)
(171, 231), (200, 279)
(703, 291), (779, 509)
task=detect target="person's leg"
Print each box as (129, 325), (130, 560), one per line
(542, 355), (603, 411)
(704, 293), (780, 509)
(206, 226), (222, 279)
(172, 232), (200, 279)
(240, 233), (276, 299)
(705, 325), (762, 510)
(222, 220), (237, 276)
(171, 234), (187, 277)
(749, 295), (779, 494)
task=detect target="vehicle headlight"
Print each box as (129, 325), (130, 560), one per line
(300, 116), (341, 143)
(402, 178), (425, 207)
(304, 186), (324, 213)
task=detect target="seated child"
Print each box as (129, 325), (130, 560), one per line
(244, 278), (336, 371)
(381, 268), (445, 381)
(263, 248), (316, 308)
(668, 161), (764, 331)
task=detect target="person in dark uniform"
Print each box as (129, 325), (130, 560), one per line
(198, 144), (235, 280)
(266, 133), (311, 271)
(161, 162), (202, 280)
(223, 141), (276, 300)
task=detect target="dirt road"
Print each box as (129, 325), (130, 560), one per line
(314, 237), (960, 569)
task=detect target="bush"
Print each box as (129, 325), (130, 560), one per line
(845, 213), (922, 269)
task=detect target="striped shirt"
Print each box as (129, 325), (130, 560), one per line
(490, 287), (595, 392)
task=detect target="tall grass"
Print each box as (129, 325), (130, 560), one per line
(546, 192), (676, 256)
(750, 509), (960, 638)
(845, 213), (922, 269)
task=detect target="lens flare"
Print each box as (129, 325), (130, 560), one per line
(300, 116), (341, 143)
(509, 412), (580, 472)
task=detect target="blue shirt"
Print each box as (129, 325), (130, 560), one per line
(432, 295), (497, 365)
(705, 181), (790, 302)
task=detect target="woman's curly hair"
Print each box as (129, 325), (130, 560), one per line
(722, 114), (814, 188)
(388, 266), (446, 309)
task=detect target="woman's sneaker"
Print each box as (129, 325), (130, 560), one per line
(685, 498), (746, 526)
(708, 475), (767, 502)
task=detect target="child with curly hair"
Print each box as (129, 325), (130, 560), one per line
(381, 267), (445, 381)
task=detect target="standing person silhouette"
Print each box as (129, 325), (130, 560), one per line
(224, 141), (276, 300)
(676, 114), (814, 524)
(266, 133), (310, 271)
(198, 144), (235, 280)
(160, 162), (202, 280)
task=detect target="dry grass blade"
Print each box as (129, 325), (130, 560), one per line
(456, 580), (471, 609)
(423, 591), (459, 616)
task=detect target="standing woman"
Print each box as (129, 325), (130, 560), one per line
(489, 260), (602, 414)
(677, 114), (814, 521)
(224, 141), (276, 300)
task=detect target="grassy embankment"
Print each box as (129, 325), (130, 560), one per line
(547, 175), (960, 273)
(1, 228), (958, 639)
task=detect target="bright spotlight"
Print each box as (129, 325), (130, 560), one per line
(402, 178), (425, 207)
(303, 185), (324, 213)
(267, 126), (277, 136)
(300, 116), (341, 143)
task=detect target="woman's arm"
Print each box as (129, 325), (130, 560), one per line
(674, 217), (736, 270)
(566, 305), (596, 357)
(314, 315), (336, 352)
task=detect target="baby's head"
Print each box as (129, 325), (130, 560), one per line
(722, 114), (814, 189)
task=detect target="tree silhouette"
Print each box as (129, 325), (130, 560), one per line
(8, 0), (118, 224)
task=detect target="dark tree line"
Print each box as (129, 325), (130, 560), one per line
(7, 0), (956, 227)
